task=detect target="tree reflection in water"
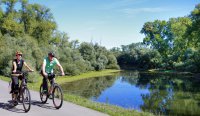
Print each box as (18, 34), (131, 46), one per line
(61, 71), (200, 116)
(137, 73), (200, 116)
(61, 75), (116, 98)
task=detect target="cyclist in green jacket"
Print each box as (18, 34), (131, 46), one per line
(41, 52), (64, 95)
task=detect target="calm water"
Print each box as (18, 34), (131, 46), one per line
(61, 71), (200, 115)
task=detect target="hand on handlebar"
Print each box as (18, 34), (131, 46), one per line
(44, 72), (48, 77)
(11, 73), (22, 77)
(29, 69), (34, 72)
(12, 70), (16, 73)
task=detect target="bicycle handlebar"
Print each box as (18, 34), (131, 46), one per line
(11, 70), (34, 77)
(54, 74), (66, 76)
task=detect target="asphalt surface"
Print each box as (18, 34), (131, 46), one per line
(0, 80), (109, 116)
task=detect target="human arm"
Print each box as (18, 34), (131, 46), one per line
(12, 61), (17, 73)
(24, 62), (34, 72)
(56, 60), (64, 76)
(42, 59), (48, 77)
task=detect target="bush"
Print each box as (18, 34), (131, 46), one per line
(173, 62), (185, 71)
(27, 72), (40, 83)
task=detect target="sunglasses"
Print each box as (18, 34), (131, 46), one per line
(16, 54), (22, 56)
(48, 55), (54, 57)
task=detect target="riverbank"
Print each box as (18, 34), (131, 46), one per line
(145, 69), (194, 76)
(0, 69), (153, 116)
(120, 67), (194, 76)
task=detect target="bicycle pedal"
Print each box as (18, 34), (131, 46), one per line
(43, 90), (48, 94)
(47, 94), (53, 99)
(17, 96), (21, 100)
(12, 101), (18, 106)
(49, 96), (53, 99)
(25, 97), (29, 101)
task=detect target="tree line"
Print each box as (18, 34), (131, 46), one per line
(0, 0), (119, 79)
(111, 3), (200, 72)
(1, 0), (199, 79)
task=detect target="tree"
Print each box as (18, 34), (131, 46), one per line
(70, 39), (79, 49)
(167, 17), (192, 62)
(19, 3), (57, 43)
(106, 54), (119, 69)
(2, 0), (18, 14)
(0, 0), (24, 36)
(79, 42), (96, 70)
(188, 3), (200, 48)
(0, 0), (120, 77)
(141, 20), (170, 57)
(110, 47), (121, 57)
(50, 31), (69, 47)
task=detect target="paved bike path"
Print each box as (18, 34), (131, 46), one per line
(0, 80), (109, 116)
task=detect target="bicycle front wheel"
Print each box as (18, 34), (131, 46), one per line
(22, 87), (31, 112)
(52, 84), (63, 109)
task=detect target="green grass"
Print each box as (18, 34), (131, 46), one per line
(63, 94), (153, 116)
(57, 69), (121, 84)
(0, 69), (153, 116)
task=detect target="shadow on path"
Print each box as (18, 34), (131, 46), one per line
(0, 99), (57, 113)
(0, 100), (25, 113)
(31, 100), (56, 110)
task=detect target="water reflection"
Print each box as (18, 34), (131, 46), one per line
(137, 73), (200, 116)
(61, 71), (200, 115)
(61, 76), (116, 98)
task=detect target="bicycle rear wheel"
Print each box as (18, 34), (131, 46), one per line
(22, 87), (31, 112)
(39, 84), (48, 103)
(52, 84), (63, 109)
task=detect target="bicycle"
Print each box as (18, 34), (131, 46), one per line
(39, 73), (63, 109)
(10, 71), (33, 112)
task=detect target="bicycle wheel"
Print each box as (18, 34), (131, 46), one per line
(22, 87), (31, 112)
(39, 84), (48, 103)
(52, 84), (63, 109)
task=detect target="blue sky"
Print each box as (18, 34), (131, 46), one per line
(28, 0), (199, 49)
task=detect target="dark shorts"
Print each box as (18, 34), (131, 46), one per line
(11, 71), (23, 93)
(40, 70), (55, 85)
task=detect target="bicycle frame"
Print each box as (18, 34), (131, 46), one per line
(40, 73), (64, 109)
(10, 71), (32, 112)
(11, 71), (28, 94)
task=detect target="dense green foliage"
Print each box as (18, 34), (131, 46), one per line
(0, 0), (119, 80)
(113, 3), (200, 72)
(111, 43), (162, 70)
